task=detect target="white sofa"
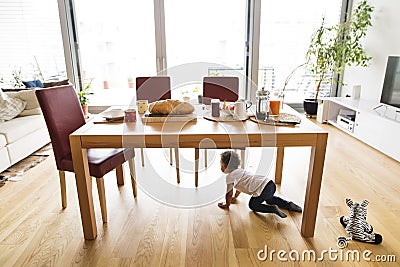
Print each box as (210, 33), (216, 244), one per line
(0, 89), (50, 173)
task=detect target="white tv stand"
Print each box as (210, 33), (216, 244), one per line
(321, 97), (400, 162)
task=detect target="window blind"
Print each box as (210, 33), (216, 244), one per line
(0, 0), (66, 84)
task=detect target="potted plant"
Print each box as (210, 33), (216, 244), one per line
(281, 63), (306, 107)
(304, 0), (374, 116)
(128, 77), (134, 88)
(11, 68), (25, 89)
(181, 90), (190, 102)
(78, 79), (93, 116)
(192, 86), (203, 103)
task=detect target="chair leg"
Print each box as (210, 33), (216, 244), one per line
(170, 148), (173, 165)
(174, 148), (180, 184)
(96, 177), (107, 223)
(58, 170), (67, 209)
(128, 158), (137, 198)
(140, 148), (145, 167)
(240, 149), (246, 169)
(204, 149), (208, 168)
(116, 165), (124, 186)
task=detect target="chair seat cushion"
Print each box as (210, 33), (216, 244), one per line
(60, 148), (135, 178)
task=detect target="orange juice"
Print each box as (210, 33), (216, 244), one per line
(269, 100), (281, 115)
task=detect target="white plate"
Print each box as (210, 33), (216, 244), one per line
(100, 109), (125, 120)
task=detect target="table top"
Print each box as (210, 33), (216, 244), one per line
(71, 105), (327, 149)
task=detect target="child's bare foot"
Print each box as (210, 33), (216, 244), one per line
(271, 205), (287, 218)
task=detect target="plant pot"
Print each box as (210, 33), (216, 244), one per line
(303, 99), (318, 116)
(128, 81), (134, 88)
(81, 105), (89, 116)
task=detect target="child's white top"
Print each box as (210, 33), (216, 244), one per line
(226, 168), (270, 197)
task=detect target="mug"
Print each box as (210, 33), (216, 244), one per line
(124, 109), (137, 122)
(137, 100), (149, 114)
(211, 99), (220, 117)
(234, 100), (252, 120)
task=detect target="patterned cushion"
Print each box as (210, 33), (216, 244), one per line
(0, 89), (26, 122)
(5, 89), (40, 110)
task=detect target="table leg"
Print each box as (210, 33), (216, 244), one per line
(174, 148), (180, 184)
(275, 147), (284, 184)
(195, 148), (199, 187)
(70, 135), (97, 240)
(301, 133), (328, 237)
(240, 149), (245, 169)
(204, 149), (208, 168)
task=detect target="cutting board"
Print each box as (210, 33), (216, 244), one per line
(141, 113), (197, 123)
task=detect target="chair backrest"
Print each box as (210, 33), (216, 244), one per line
(35, 85), (85, 170)
(136, 76), (171, 102)
(202, 76), (239, 105)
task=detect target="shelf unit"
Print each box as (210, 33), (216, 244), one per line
(322, 97), (400, 162)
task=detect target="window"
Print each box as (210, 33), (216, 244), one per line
(258, 0), (342, 103)
(61, 0), (347, 105)
(0, 0), (66, 87)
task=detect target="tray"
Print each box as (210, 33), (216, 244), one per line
(249, 113), (301, 126)
(203, 115), (247, 122)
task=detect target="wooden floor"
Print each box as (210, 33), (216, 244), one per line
(0, 122), (399, 266)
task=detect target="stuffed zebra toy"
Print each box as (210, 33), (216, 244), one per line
(338, 198), (382, 247)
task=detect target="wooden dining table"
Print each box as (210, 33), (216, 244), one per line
(70, 105), (328, 240)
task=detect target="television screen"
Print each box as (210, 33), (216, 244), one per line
(381, 56), (400, 108)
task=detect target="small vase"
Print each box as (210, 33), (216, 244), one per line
(81, 105), (89, 116)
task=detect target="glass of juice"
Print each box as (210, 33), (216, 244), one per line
(269, 99), (281, 115)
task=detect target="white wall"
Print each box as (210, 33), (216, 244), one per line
(341, 0), (400, 103)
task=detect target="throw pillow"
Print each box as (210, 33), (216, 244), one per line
(0, 89), (27, 122)
(5, 89), (40, 110)
(18, 107), (42, 117)
(22, 79), (44, 88)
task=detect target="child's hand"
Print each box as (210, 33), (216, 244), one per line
(218, 202), (229, 209)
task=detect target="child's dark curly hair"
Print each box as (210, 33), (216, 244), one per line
(220, 150), (240, 170)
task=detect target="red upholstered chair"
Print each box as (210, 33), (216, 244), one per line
(202, 76), (245, 169)
(202, 76), (239, 105)
(136, 77), (181, 183)
(35, 85), (136, 223)
(136, 76), (171, 103)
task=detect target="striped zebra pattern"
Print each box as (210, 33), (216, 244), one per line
(340, 198), (382, 244)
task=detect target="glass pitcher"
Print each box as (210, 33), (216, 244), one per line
(256, 87), (270, 121)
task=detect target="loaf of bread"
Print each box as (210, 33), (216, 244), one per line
(148, 99), (194, 115)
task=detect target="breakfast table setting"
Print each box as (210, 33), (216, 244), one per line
(70, 96), (328, 240)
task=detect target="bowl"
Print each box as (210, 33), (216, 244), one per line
(101, 109), (125, 119)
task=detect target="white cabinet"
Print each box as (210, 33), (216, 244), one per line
(323, 97), (400, 162)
